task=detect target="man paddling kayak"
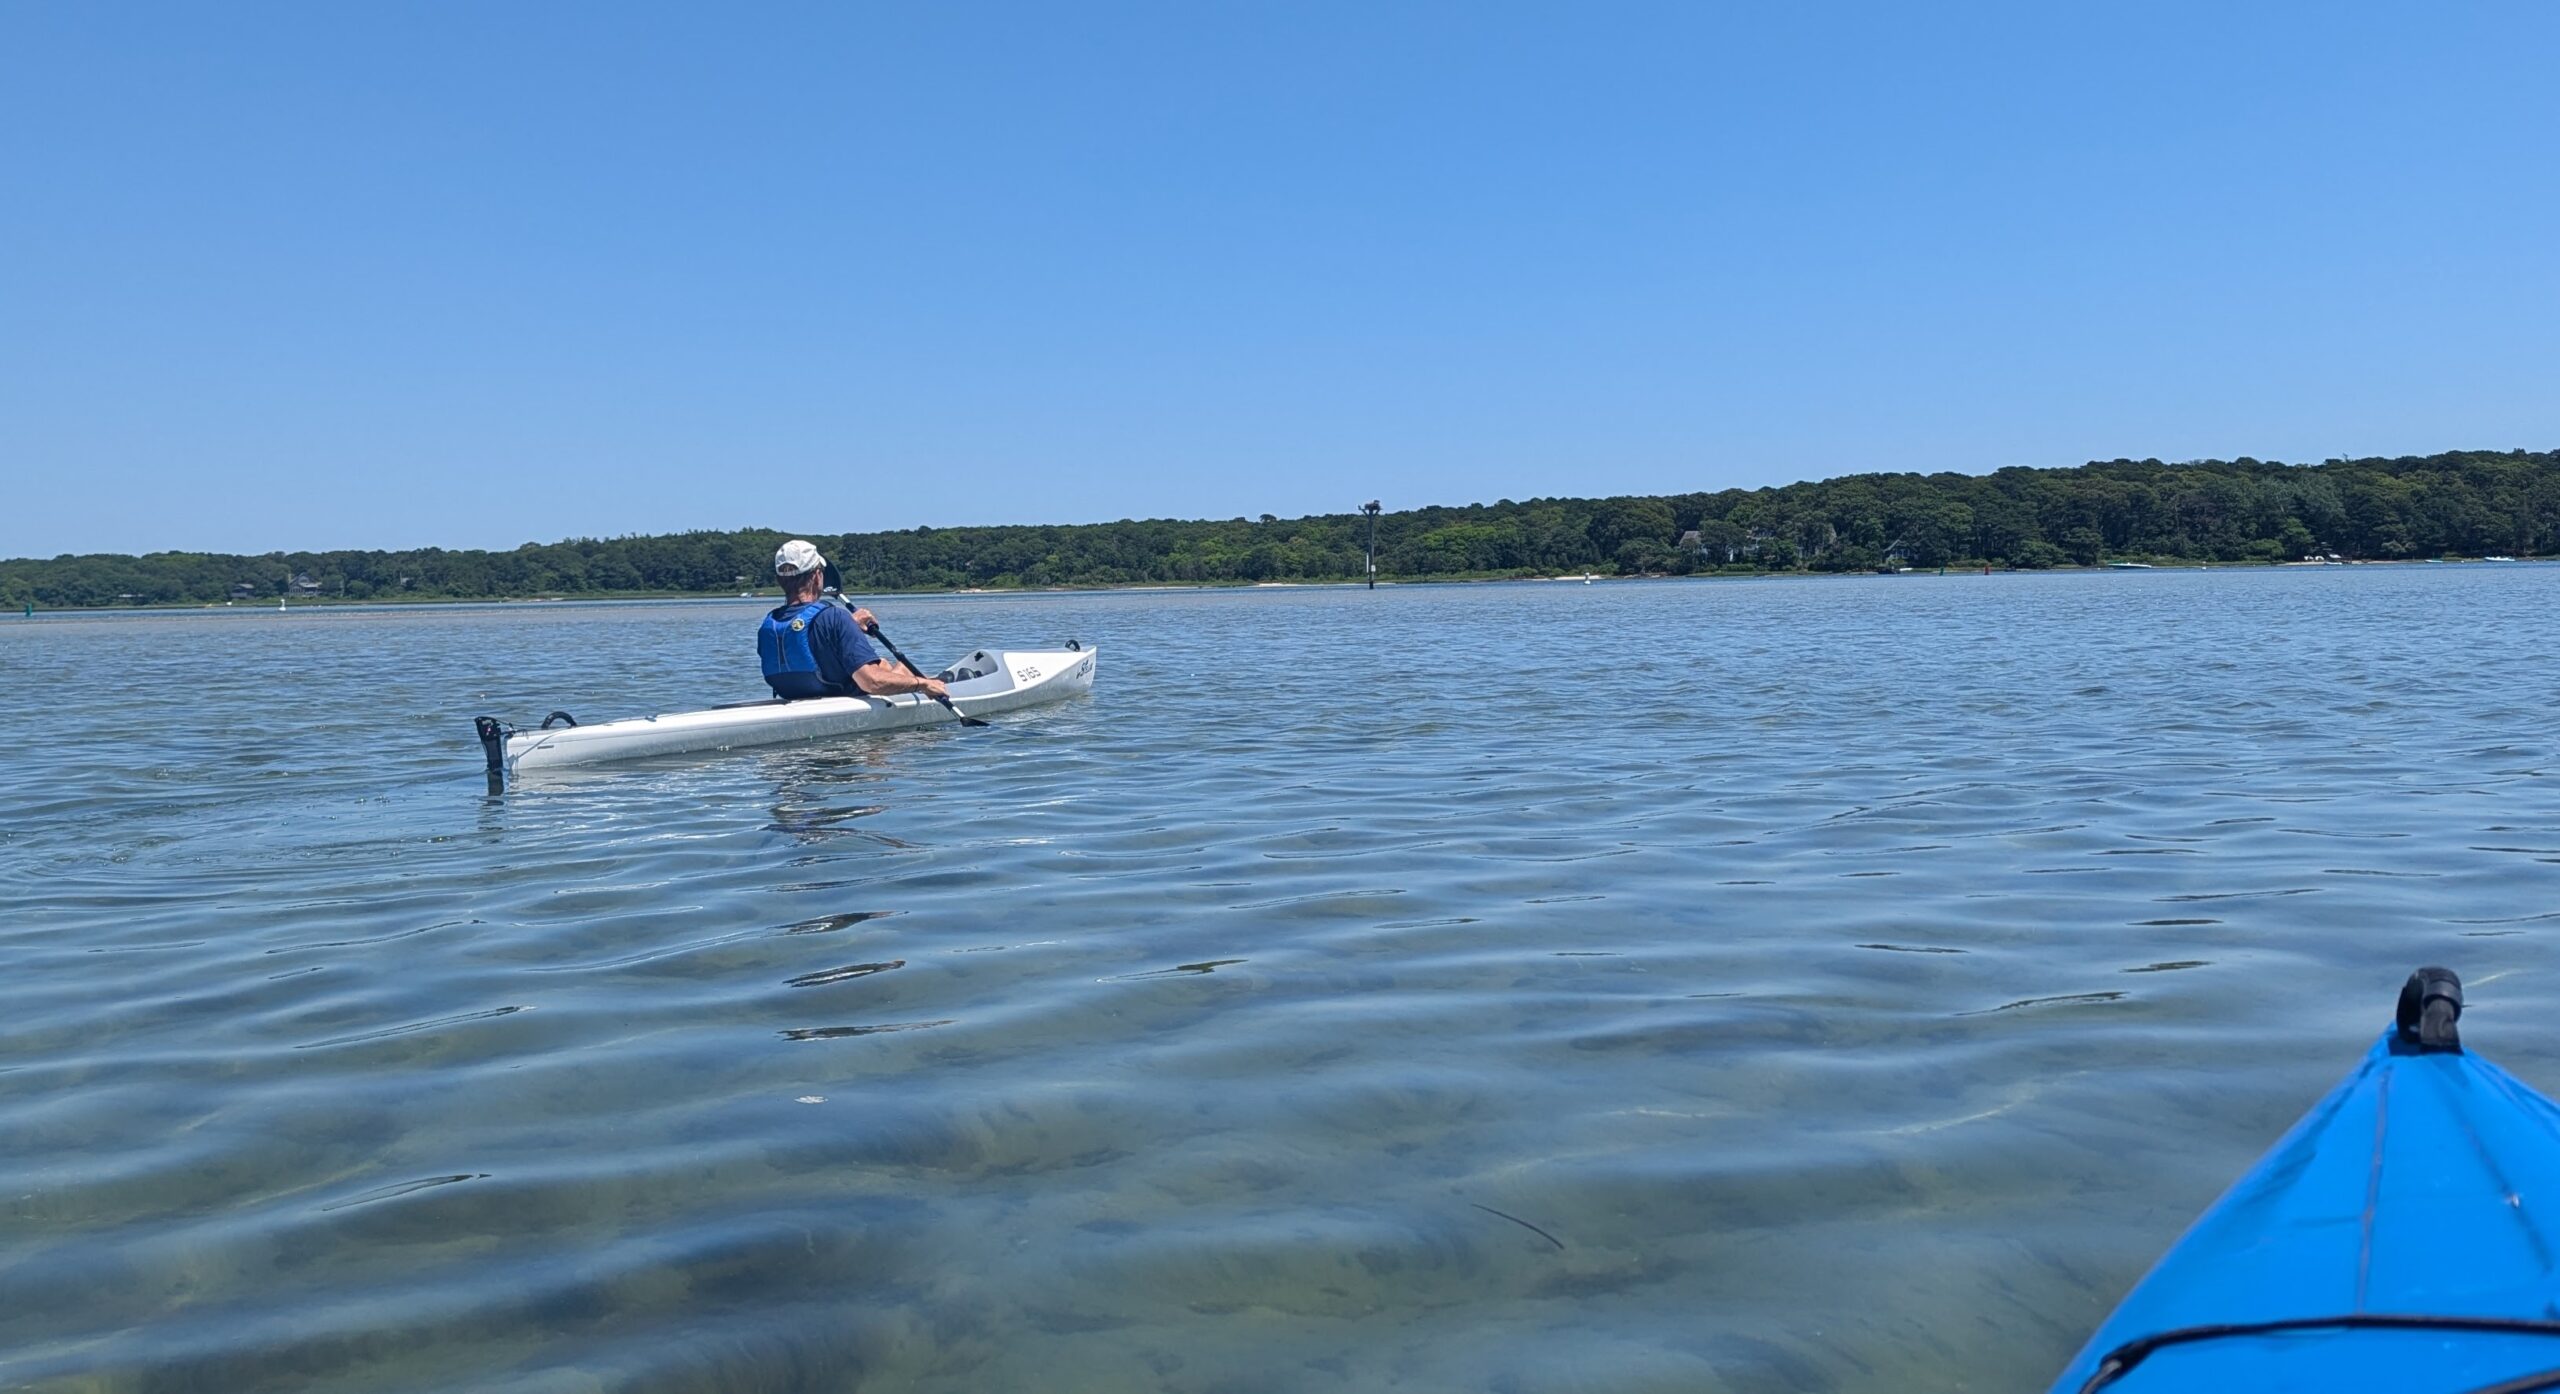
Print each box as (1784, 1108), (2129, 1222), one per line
(758, 540), (949, 703)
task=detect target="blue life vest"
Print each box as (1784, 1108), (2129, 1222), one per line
(759, 600), (848, 699)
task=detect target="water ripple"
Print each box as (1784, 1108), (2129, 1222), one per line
(6, 571), (2560, 1392)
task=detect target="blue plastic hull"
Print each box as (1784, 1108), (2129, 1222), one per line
(2051, 1024), (2560, 1392)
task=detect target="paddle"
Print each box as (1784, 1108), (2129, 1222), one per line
(814, 562), (986, 726)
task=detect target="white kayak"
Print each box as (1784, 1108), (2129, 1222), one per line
(474, 645), (1097, 777)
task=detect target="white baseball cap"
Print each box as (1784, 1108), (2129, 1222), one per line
(773, 540), (826, 576)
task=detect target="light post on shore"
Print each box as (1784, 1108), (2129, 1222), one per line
(1362, 501), (1381, 590)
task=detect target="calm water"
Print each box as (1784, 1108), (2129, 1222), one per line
(5, 569), (2558, 1393)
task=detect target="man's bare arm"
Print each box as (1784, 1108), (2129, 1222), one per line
(850, 661), (949, 699)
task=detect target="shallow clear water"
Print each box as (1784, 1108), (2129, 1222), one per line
(5, 568), (2558, 1393)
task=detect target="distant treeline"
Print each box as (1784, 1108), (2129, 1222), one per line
(7, 449), (2555, 608)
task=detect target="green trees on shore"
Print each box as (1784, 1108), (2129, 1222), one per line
(6, 449), (2553, 608)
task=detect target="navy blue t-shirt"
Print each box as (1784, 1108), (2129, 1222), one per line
(804, 604), (884, 690)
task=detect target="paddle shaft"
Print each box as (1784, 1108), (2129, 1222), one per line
(863, 620), (989, 726)
(814, 563), (986, 727)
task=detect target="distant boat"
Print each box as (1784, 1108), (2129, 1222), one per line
(278, 595), (287, 612)
(2485, 555), (2518, 563)
(2105, 561), (2155, 570)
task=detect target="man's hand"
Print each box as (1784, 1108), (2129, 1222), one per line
(919, 677), (950, 700)
(852, 607), (877, 628)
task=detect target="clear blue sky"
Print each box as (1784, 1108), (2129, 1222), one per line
(3, 2), (2553, 558)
